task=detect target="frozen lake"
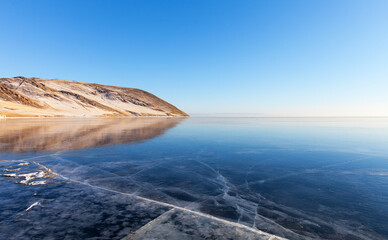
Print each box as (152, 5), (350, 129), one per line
(1, 117), (387, 239)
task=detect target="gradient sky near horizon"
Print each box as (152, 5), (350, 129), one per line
(1, 0), (388, 116)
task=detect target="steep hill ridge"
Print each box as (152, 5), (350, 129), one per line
(0, 77), (188, 117)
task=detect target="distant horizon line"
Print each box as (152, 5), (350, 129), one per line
(189, 114), (388, 118)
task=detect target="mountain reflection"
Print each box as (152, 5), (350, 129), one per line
(0, 117), (183, 152)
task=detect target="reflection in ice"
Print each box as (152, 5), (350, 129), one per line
(1, 117), (388, 239)
(0, 117), (183, 152)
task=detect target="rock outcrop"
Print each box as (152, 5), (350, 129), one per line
(0, 77), (188, 117)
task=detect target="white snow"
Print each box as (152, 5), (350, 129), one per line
(25, 201), (40, 212)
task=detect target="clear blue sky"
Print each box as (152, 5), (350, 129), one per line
(1, 0), (387, 116)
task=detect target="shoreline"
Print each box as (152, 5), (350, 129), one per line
(0, 115), (189, 119)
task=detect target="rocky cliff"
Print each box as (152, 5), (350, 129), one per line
(0, 77), (188, 117)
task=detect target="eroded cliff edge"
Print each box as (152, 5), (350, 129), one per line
(0, 77), (188, 117)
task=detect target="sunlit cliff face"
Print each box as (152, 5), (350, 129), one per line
(0, 77), (189, 117)
(0, 117), (183, 152)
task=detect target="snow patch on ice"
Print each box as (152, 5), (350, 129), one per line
(25, 201), (40, 212)
(29, 180), (47, 185)
(1, 161), (56, 185)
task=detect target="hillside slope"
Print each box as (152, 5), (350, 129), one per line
(0, 77), (188, 117)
